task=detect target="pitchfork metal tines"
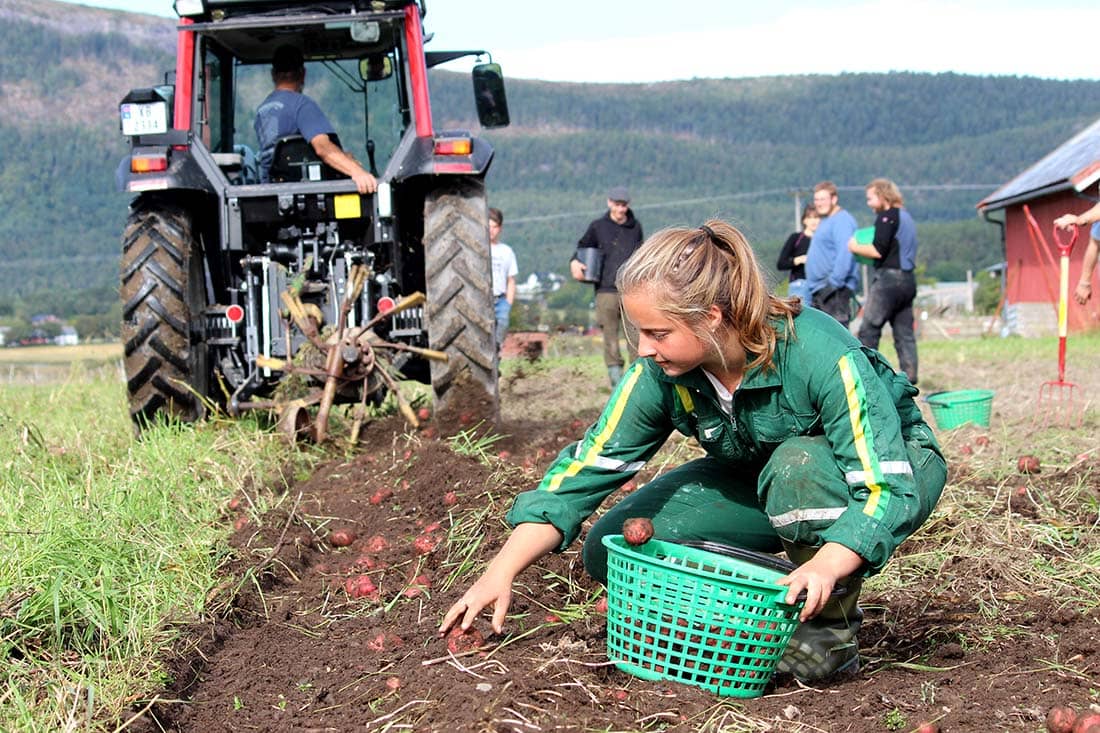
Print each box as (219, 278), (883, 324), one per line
(1022, 207), (1083, 428)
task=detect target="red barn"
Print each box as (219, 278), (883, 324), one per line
(978, 118), (1100, 333)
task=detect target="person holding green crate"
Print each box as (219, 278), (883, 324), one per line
(848, 178), (919, 384)
(440, 218), (946, 684)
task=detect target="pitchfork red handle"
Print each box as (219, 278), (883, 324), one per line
(1052, 223), (1079, 256)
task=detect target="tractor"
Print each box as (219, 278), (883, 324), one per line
(116, 0), (509, 440)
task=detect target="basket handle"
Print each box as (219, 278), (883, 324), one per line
(667, 539), (847, 601)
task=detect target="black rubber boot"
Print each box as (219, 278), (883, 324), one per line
(775, 543), (863, 682)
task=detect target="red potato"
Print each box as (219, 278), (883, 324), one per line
(545, 613), (561, 623)
(570, 418), (587, 432)
(622, 517), (655, 546)
(421, 426), (438, 440)
(365, 535), (389, 553)
(975, 434), (991, 447)
(1074, 713), (1100, 733)
(458, 411), (475, 426)
(402, 449), (413, 461)
(416, 407), (431, 422)
(385, 676), (402, 691)
(914, 724), (939, 733)
(343, 574), (378, 599)
(413, 533), (440, 555)
(1018, 454), (1041, 474)
(497, 449), (512, 460)
(369, 488), (394, 506)
(233, 515), (249, 531)
(446, 626), (485, 655)
(226, 497), (241, 511)
(443, 490), (458, 506)
(594, 596), (608, 614)
(1047, 706), (1078, 733)
(329, 528), (357, 547)
(959, 444), (973, 455)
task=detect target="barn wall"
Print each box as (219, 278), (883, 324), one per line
(1003, 191), (1100, 332)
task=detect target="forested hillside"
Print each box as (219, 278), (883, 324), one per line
(4, 0), (1100, 333)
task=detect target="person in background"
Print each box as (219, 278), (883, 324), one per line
(805, 181), (859, 327)
(848, 178), (919, 384)
(777, 204), (820, 307)
(1053, 208), (1100, 306)
(569, 186), (644, 387)
(488, 208), (518, 355)
(441, 218), (946, 684)
(254, 45), (377, 194)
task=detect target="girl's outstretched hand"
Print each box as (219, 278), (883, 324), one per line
(437, 522), (564, 636)
(775, 542), (863, 622)
(439, 570), (514, 636)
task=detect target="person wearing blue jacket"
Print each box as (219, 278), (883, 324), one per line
(440, 218), (946, 683)
(805, 181), (859, 327)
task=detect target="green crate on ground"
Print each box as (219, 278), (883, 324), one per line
(925, 389), (994, 430)
(602, 536), (802, 698)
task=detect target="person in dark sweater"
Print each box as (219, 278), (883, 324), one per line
(569, 186), (644, 386)
(848, 178), (919, 384)
(776, 204), (820, 307)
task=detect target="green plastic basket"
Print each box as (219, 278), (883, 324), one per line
(926, 389), (994, 430)
(602, 536), (803, 698)
(852, 226), (876, 265)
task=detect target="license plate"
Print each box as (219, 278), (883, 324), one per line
(120, 102), (168, 136)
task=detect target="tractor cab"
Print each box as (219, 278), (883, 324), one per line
(115, 0), (510, 438)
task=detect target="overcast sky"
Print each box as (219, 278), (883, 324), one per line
(64, 0), (1100, 84)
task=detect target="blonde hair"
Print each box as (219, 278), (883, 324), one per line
(867, 178), (904, 208)
(616, 219), (801, 371)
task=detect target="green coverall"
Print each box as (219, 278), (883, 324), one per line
(506, 308), (947, 680)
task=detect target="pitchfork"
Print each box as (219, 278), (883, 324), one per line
(1023, 206), (1082, 427)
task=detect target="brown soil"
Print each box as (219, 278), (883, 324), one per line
(121, 345), (1100, 733)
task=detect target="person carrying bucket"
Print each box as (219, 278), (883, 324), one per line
(569, 186), (644, 387)
(440, 218), (947, 683)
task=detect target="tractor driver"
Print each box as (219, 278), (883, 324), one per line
(254, 45), (378, 194)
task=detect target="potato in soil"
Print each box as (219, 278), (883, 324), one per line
(329, 528), (357, 547)
(446, 626), (485, 655)
(1073, 713), (1100, 733)
(1017, 454), (1041, 474)
(622, 517), (654, 546)
(1046, 705), (1077, 733)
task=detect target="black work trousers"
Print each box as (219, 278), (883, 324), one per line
(858, 269), (918, 384)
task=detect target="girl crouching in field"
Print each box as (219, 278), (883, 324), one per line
(440, 219), (947, 681)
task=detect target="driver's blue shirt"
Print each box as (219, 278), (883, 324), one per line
(254, 89), (336, 182)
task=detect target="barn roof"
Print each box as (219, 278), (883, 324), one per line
(978, 116), (1100, 211)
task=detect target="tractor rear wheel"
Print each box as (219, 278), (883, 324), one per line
(120, 198), (209, 429)
(423, 178), (499, 425)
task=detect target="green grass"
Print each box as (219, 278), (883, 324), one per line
(0, 369), (298, 731)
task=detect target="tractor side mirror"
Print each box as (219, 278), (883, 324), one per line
(472, 62), (509, 129)
(359, 55), (393, 82)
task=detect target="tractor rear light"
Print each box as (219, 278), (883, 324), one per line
(225, 304), (244, 323)
(433, 162), (474, 173)
(433, 137), (472, 156)
(377, 296), (396, 314)
(131, 154), (168, 173)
